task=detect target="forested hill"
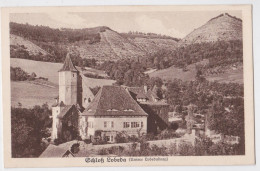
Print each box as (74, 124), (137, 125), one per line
(10, 22), (178, 63)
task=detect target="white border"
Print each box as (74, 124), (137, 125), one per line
(0, 0), (259, 171)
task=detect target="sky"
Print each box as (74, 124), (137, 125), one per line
(10, 11), (242, 38)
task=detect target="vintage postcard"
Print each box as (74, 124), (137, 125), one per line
(1, 5), (254, 167)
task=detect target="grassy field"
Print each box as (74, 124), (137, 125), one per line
(149, 59), (243, 84)
(11, 81), (58, 108)
(149, 60), (208, 82)
(11, 58), (116, 108)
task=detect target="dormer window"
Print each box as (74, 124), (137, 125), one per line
(124, 109), (134, 112)
(107, 109), (118, 111)
(137, 98), (147, 102)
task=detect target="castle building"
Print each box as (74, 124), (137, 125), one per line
(52, 54), (169, 143)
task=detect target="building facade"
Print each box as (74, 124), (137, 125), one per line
(51, 54), (150, 143)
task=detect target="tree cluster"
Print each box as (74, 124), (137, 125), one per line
(121, 31), (180, 41)
(10, 22), (104, 44)
(148, 40), (243, 70)
(11, 67), (37, 81)
(11, 104), (52, 157)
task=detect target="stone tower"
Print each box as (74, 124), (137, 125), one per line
(51, 54), (79, 140)
(58, 53), (79, 105)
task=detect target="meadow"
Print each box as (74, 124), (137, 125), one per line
(10, 58), (115, 108)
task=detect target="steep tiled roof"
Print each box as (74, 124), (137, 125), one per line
(39, 144), (71, 158)
(57, 105), (74, 118)
(127, 86), (168, 106)
(81, 86), (148, 116)
(127, 87), (146, 99)
(59, 54), (78, 72)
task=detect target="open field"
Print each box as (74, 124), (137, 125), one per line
(11, 81), (58, 108)
(11, 58), (116, 107)
(206, 69), (243, 84)
(149, 60), (208, 82)
(10, 58), (115, 87)
(149, 59), (243, 84)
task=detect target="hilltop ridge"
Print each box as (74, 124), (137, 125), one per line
(179, 13), (242, 45)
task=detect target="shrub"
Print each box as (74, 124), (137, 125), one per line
(10, 67), (29, 81)
(178, 143), (194, 156)
(70, 143), (80, 154)
(98, 148), (109, 155)
(115, 132), (128, 143)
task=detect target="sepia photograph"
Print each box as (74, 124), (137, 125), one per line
(1, 5), (254, 167)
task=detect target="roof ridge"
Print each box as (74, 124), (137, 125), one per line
(95, 86), (104, 110)
(122, 86), (148, 115)
(59, 53), (78, 72)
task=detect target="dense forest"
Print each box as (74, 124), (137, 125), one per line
(147, 40), (243, 69)
(163, 78), (244, 154)
(10, 22), (106, 43)
(121, 31), (180, 41)
(95, 39), (242, 86)
(11, 104), (52, 157)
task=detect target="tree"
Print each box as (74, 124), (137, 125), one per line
(11, 104), (52, 157)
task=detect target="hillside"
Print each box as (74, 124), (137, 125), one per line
(149, 59), (243, 84)
(11, 58), (116, 107)
(10, 22), (178, 62)
(179, 13), (242, 45)
(10, 34), (50, 56)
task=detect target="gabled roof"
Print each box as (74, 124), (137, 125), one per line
(39, 144), (72, 158)
(81, 85), (148, 116)
(136, 92), (148, 99)
(57, 105), (74, 119)
(59, 53), (78, 72)
(126, 86), (168, 106)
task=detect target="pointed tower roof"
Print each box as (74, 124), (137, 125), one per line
(59, 53), (78, 72)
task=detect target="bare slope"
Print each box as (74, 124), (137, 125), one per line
(72, 29), (177, 61)
(179, 13), (242, 45)
(10, 34), (50, 56)
(74, 29), (147, 62)
(130, 37), (177, 54)
(10, 23), (178, 62)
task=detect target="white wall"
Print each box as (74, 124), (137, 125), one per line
(86, 116), (147, 137)
(52, 106), (62, 139)
(59, 71), (77, 105)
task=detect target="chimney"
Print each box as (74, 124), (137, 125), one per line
(191, 129), (196, 136)
(55, 96), (59, 104)
(144, 85), (148, 93)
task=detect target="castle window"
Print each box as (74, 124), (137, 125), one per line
(131, 122), (140, 128)
(111, 121), (114, 128)
(104, 121), (113, 128)
(106, 136), (110, 142)
(123, 122), (130, 128)
(88, 98), (91, 102)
